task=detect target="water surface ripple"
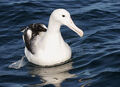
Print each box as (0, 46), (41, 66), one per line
(0, 0), (120, 87)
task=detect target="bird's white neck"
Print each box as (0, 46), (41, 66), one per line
(48, 16), (62, 33)
(42, 15), (65, 47)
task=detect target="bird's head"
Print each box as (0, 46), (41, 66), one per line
(51, 9), (84, 37)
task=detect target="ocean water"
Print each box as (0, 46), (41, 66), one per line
(0, 0), (120, 87)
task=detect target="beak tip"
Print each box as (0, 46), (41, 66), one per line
(80, 30), (84, 37)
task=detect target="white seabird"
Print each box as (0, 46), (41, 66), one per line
(22, 9), (84, 66)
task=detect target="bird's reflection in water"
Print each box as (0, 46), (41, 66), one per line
(28, 62), (76, 87)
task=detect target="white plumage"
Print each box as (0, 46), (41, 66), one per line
(23, 9), (84, 66)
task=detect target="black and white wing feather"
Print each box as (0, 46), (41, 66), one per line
(21, 23), (47, 54)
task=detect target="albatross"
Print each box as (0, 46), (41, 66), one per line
(22, 9), (84, 66)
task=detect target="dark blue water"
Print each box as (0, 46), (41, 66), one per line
(0, 0), (120, 87)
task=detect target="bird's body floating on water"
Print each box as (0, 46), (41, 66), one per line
(22, 9), (84, 66)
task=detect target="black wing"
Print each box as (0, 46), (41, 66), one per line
(22, 23), (47, 54)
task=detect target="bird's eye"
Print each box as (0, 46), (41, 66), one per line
(62, 15), (65, 17)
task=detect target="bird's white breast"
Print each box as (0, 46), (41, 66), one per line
(25, 31), (72, 66)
